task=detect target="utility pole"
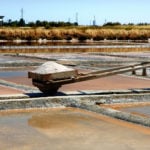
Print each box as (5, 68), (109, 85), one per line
(93, 16), (96, 26)
(76, 12), (78, 24)
(19, 8), (25, 26)
(21, 8), (24, 19)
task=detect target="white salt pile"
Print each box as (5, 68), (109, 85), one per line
(33, 61), (75, 74)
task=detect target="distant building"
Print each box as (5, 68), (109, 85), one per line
(0, 16), (4, 26)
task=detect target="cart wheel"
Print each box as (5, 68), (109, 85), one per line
(38, 87), (59, 95)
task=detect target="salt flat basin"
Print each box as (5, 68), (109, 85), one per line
(1, 44), (150, 49)
(0, 108), (150, 150)
(0, 71), (27, 77)
(121, 106), (150, 117)
(0, 55), (27, 63)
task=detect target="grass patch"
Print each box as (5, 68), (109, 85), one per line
(0, 26), (150, 41)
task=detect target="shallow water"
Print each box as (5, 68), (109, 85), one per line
(0, 41), (142, 46)
(0, 108), (150, 150)
(122, 106), (150, 117)
(1, 44), (150, 50)
(0, 71), (27, 77)
(0, 55), (27, 64)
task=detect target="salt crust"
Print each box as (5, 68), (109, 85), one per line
(33, 61), (75, 74)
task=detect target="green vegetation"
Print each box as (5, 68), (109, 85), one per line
(3, 19), (78, 28)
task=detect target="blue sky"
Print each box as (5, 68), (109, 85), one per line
(1, 0), (150, 25)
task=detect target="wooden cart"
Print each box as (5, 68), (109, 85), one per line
(28, 61), (150, 95)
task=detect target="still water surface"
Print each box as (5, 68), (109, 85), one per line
(1, 108), (150, 150)
(0, 71), (27, 77)
(122, 106), (150, 117)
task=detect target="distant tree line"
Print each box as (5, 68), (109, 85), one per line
(3, 18), (78, 28)
(2, 18), (150, 28)
(103, 22), (150, 26)
(103, 22), (121, 26)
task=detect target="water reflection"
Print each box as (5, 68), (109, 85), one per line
(0, 71), (27, 77)
(28, 111), (88, 129)
(0, 108), (150, 150)
(0, 41), (141, 46)
(122, 106), (150, 117)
